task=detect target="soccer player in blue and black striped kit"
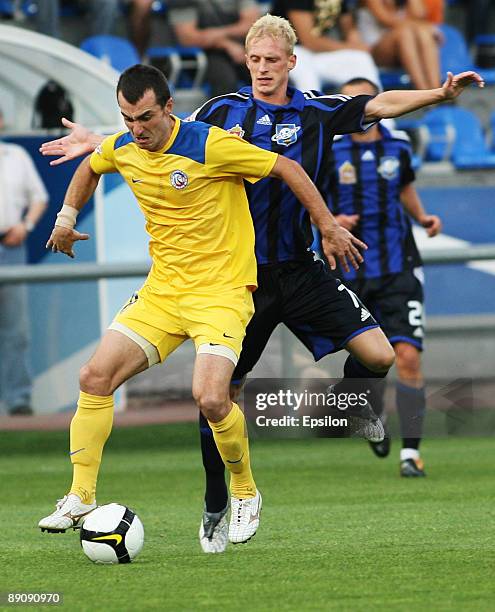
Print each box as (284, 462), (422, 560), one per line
(327, 78), (442, 478)
(39, 14), (483, 553)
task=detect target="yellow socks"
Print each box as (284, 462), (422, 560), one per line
(69, 391), (114, 504)
(208, 402), (256, 499)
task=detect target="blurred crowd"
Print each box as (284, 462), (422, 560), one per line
(1, 1), (494, 96)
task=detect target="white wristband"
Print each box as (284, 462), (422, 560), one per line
(55, 205), (79, 230)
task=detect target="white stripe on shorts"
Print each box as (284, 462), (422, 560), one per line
(109, 321), (160, 367)
(197, 343), (238, 366)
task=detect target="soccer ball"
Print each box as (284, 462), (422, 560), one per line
(80, 503), (144, 564)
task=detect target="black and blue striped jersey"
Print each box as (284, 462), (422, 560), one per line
(327, 124), (421, 280)
(190, 86), (373, 265)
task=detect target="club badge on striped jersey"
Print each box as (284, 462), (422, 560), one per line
(271, 124), (301, 147)
(228, 123), (245, 138)
(378, 156), (400, 180)
(338, 161), (357, 184)
(170, 169), (189, 190)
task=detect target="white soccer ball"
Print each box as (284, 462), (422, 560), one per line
(80, 503), (144, 564)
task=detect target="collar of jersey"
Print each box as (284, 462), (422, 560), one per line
(238, 86), (306, 111)
(146, 114), (181, 155)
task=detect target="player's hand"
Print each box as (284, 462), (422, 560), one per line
(442, 71), (484, 100)
(321, 224), (367, 273)
(335, 214), (360, 231)
(2, 223), (28, 247)
(420, 214), (442, 237)
(39, 118), (94, 166)
(46, 226), (90, 258)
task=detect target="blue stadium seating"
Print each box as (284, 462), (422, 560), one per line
(490, 111), (495, 152)
(80, 35), (140, 73)
(420, 105), (495, 169)
(0, 0), (36, 17)
(439, 24), (495, 85)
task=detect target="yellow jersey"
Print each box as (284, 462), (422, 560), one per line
(90, 116), (277, 291)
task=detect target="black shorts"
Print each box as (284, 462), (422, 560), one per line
(233, 260), (379, 382)
(346, 268), (424, 352)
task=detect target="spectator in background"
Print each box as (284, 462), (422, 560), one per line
(36, 0), (119, 39)
(0, 109), (48, 416)
(168, 0), (260, 97)
(422, 0), (443, 24)
(357, 0), (441, 89)
(128, 0), (154, 57)
(271, 0), (381, 91)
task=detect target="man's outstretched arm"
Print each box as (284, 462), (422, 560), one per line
(40, 118), (104, 166)
(364, 71), (484, 121)
(269, 156), (367, 272)
(46, 156), (99, 257)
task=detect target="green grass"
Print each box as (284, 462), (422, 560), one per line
(1, 425), (494, 611)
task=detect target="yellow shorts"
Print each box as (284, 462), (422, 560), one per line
(110, 284), (254, 364)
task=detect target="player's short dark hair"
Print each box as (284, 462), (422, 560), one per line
(342, 78), (380, 95)
(117, 64), (171, 107)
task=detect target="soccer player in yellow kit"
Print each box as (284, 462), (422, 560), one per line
(38, 64), (366, 544)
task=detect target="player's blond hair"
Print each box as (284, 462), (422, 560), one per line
(245, 14), (298, 55)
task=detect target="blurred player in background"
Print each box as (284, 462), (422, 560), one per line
(327, 77), (442, 477)
(39, 14), (483, 552)
(37, 64), (365, 546)
(0, 108), (48, 416)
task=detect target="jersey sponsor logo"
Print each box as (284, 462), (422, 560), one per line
(131, 177), (143, 183)
(361, 150), (375, 161)
(257, 114), (272, 126)
(361, 308), (371, 321)
(228, 123), (245, 138)
(170, 169), (189, 190)
(378, 156), (400, 180)
(338, 161), (357, 184)
(95, 144), (102, 155)
(271, 124), (301, 147)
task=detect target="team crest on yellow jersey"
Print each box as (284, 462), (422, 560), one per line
(170, 169), (189, 190)
(338, 161), (357, 184)
(228, 123), (245, 138)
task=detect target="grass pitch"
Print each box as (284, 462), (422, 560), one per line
(1, 424), (494, 611)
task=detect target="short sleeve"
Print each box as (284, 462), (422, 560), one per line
(400, 143), (416, 186)
(326, 94), (375, 135)
(89, 133), (120, 174)
(205, 127), (278, 183)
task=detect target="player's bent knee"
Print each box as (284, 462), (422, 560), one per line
(79, 363), (114, 397)
(366, 343), (396, 373)
(394, 342), (421, 376)
(193, 389), (230, 422)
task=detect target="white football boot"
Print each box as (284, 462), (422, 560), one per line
(38, 494), (96, 533)
(199, 505), (229, 553)
(228, 490), (262, 544)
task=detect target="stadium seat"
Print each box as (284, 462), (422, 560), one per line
(439, 24), (495, 85)
(80, 35), (140, 73)
(490, 111), (495, 152)
(0, 0), (35, 17)
(146, 46), (207, 90)
(379, 68), (411, 90)
(419, 105), (495, 169)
